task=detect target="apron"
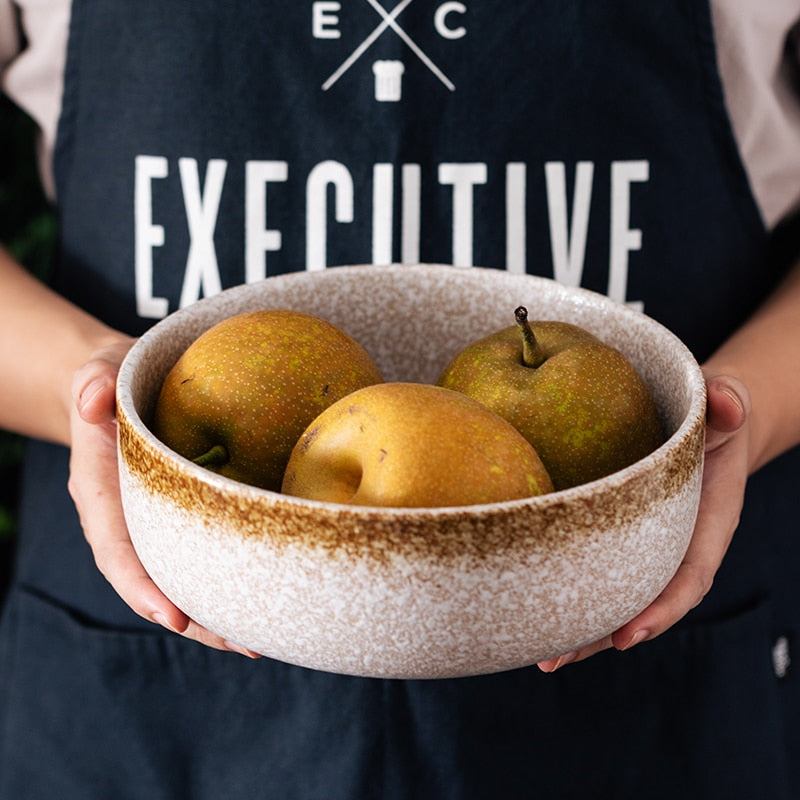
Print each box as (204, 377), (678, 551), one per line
(2, 2), (798, 797)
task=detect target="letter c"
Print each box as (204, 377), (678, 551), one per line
(434, 2), (466, 40)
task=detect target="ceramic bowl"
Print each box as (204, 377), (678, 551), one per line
(117, 264), (706, 679)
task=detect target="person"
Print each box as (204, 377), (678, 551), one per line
(1, 2), (799, 797)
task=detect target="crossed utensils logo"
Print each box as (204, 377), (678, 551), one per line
(319, 0), (465, 102)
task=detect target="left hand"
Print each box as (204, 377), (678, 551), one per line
(537, 372), (751, 672)
(68, 339), (262, 657)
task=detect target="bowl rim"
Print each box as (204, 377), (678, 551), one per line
(117, 263), (707, 518)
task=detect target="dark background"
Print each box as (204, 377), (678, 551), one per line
(0, 94), (57, 601)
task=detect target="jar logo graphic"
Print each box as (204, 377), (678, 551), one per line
(372, 60), (406, 101)
(315, 1), (465, 99)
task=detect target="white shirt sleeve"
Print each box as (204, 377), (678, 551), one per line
(1, 0), (71, 200)
(711, 0), (800, 229)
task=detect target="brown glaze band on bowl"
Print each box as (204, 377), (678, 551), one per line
(117, 264), (706, 679)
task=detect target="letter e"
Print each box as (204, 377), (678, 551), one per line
(134, 155), (169, 319)
(609, 160), (648, 308)
(313, 2), (342, 39)
(245, 161), (288, 282)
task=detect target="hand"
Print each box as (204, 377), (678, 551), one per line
(68, 339), (260, 657)
(537, 372), (751, 672)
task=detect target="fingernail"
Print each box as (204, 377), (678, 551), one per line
(538, 651), (578, 673)
(78, 377), (106, 412)
(621, 629), (650, 651)
(152, 612), (178, 633)
(224, 640), (262, 659)
(720, 386), (744, 415)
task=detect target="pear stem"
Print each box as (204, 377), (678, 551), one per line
(193, 444), (229, 468)
(515, 306), (546, 368)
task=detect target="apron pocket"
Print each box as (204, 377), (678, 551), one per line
(437, 596), (793, 800)
(0, 586), (383, 800)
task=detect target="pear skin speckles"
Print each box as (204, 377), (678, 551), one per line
(438, 319), (665, 491)
(282, 382), (554, 507)
(152, 310), (383, 492)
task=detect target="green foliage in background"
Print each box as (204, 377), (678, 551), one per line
(0, 94), (57, 544)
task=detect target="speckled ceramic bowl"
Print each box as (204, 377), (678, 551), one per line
(117, 264), (706, 679)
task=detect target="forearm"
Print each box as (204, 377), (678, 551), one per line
(702, 256), (800, 473)
(0, 244), (127, 446)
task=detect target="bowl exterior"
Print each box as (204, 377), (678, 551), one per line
(118, 264), (706, 678)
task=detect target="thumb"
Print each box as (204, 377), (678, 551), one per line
(71, 339), (136, 425)
(702, 374), (750, 453)
(72, 372), (116, 425)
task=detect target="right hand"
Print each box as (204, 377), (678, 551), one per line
(68, 339), (261, 657)
(537, 374), (751, 671)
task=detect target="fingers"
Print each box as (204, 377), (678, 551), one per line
(538, 372), (751, 672)
(537, 636), (613, 673)
(69, 358), (190, 633)
(68, 344), (261, 658)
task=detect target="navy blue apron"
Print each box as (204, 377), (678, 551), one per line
(1, 2), (798, 797)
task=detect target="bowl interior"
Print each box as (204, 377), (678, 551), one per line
(123, 263), (701, 458)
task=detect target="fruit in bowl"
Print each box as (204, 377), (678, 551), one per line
(116, 264), (706, 679)
(282, 381), (554, 507)
(152, 309), (383, 492)
(438, 305), (665, 491)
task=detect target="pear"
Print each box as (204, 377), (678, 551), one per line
(281, 382), (554, 507)
(437, 307), (665, 491)
(152, 309), (383, 491)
